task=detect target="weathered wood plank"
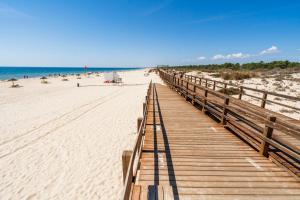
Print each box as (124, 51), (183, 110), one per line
(127, 83), (300, 200)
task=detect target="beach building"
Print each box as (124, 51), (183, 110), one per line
(104, 71), (121, 83)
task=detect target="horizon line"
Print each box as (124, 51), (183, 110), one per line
(0, 66), (146, 68)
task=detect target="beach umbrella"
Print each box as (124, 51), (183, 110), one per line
(8, 78), (17, 87)
(40, 76), (48, 83)
(76, 74), (81, 79)
(61, 74), (68, 81)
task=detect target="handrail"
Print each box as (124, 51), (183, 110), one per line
(122, 80), (152, 200)
(159, 69), (300, 175)
(179, 72), (300, 112)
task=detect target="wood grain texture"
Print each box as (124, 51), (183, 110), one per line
(128, 83), (300, 200)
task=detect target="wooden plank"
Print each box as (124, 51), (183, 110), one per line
(139, 174), (298, 182)
(160, 186), (300, 195)
(128, 82), (300, 200)
(131, 185), (141, 200)
(138, 181), (300, 188)
(139, 169), (291, 177)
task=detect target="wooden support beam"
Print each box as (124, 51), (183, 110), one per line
(261, 92), (268, 108)
(239, 86), (243, 100)
(143, 103), (146, 115)
(185, 82), (189, 100)
(192, 84), (196, 105)
(202, 89), (208, 112)
(221, 98), (230, 125)
(122, 150), (132, 184)
(137, 117), (143, 133)
(260, 116), (276, 157)
(181, 79), (183, 96)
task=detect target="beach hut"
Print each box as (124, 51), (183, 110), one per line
(103, 71), (121, 83)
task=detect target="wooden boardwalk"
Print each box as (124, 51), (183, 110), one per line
(127, 83), (300, 199)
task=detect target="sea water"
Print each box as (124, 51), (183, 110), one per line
(0, 67), (140, 80)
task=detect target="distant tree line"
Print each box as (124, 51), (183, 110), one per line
(162, 61), (300, 71)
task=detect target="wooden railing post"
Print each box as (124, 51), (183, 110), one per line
(122, 150), (133, 184)
(143, 103), (146, 115)
(221, 98), (229, 125)
(261, 92), (268, 108)
(239, 86), (243, 99)
(202, 89), (208, 112)
(174, 76), (176, 86)
(205, 79), (208, 88)
(185, 81), (189, 100)
(181, 79), (183, 96)
(260, 116), (276, 157)
(137, 117), (143, 133)
(192, 84), (196, 105)
(213, 81), (216, 90)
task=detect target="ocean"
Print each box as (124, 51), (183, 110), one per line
(0, 67), (141, 80)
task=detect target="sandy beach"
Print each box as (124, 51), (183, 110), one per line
(0, 69), (162, 200)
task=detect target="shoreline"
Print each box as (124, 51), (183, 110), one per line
(0, 67), (146, 81)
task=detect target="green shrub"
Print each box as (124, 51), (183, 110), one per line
(218, 87), (243, 95)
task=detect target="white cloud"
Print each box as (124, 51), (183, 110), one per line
(197, 56), (206, 60)
(260, 46), (279, 55)
(212, 54), (226, 60)
(211, 52), (250, 60)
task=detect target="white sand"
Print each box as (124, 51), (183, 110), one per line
(187, 71), (300, 120)
(0, 69), (162, 200)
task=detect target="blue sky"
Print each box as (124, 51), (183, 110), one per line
(0, 0), (300, 67)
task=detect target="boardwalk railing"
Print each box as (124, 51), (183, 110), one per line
(159, 69), (300, 176)
(180, 72), (300, 111)
(122, 81), (152, 200)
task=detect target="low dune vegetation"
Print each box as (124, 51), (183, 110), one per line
(211, 71), (256, 80)
(218, 87), (243, 95)
(169, 61), (300, 72)
(163, 61), (300, 81)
